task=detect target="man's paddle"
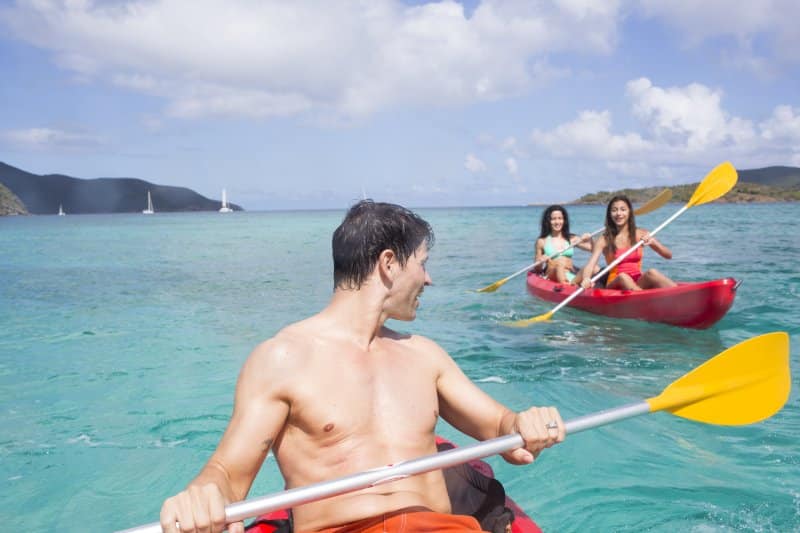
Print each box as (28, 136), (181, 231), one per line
(118, 331), (789, 533)
(476, 189), (672, 293)
(506, 162), (737, 326)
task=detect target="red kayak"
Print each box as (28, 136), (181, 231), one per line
(246, 436), (541, 533)
(526, 272), (739, 329)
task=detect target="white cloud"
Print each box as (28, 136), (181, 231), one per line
(528, 78), (798, 175)
(760, 105), (800, 142)
(626, 77), (755, 151)
(464, 153), (487, 173)
(166, 85), (313, 119)
(531, 109), (651, 159)
(1, 128), (102, 149)
(0, 0), (623, 121)
(501, 137), (518, 152)
(505, 157), (518, 176)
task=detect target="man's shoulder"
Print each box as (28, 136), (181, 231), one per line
(380, 327), (447, 354)
(247, 322), (316, 369)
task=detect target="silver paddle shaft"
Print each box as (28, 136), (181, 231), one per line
(117, 401), (650, 533)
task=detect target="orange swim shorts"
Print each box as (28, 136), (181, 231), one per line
(299, 507), (486, 533)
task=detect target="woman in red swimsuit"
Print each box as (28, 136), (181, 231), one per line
(580, 195), (677, 291)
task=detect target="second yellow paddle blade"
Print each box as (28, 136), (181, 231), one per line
(648, 332), (790, 425)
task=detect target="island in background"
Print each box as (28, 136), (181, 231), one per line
(0, 161), (243, 215)
(568, 166), (800, 205)
(0, 181), (27, 215)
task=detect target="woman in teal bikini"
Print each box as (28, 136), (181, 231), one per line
(534, 205), (593, 284)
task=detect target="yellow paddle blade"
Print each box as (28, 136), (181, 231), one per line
(688, 161), (738, 207)
(476, 261), (541, 293)
(647, 332), (790, 425)
(503, 311), (553, 327)
(634, 188), (672, 216)
(477, 277), (509, 293)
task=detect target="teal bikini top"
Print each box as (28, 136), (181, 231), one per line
(543, 235), (574, 258)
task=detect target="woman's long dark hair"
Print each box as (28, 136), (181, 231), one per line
(603, 195), (637, 254)
(539, 205), (572, 239)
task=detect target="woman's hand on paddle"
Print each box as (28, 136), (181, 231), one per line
(160, 483), (243, 533)
(580, 278), (593, 289)
(640, 230), (672, 259)
(502, 406), (564, 465)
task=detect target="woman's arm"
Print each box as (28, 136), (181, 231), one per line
(580, 235), (606, 288)
(533, 237), (548, 272)
(638, 229), (672, 259)
(570, 233), (594, 252)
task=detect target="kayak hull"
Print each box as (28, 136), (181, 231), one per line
(526, 273), (738, 329)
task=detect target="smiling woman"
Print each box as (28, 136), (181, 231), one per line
(533, 204), (593, 285)
(580, 195), (677, 291)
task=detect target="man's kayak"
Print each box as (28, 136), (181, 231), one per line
(526, 272), (739, 329)
(245, 436), (542, 533)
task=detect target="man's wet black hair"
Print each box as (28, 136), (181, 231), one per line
(332, 200), (434, 289)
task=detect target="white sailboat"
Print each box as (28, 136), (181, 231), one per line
(142, 190), (155, 214)
(219, 188), (233, 213)
(58, 204), (65, 216)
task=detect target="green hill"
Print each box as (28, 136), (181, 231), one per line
(573, 166), (800, 205)
(0, 182), (28, 215)
(738, 166), (800, 188)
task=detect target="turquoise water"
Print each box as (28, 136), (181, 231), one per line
(1, 204), (798, 532)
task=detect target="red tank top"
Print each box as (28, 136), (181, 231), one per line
(607, 246), (643, 283)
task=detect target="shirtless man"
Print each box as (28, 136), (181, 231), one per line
(160, 200), (565, 533)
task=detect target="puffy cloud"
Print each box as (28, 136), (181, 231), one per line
(531, 109), (651, 159)
(505, 156), (518, 176)
(0, 0), (623, 120)
(529, 77), (798, 174)
(626, 77), (755, 151)
(464, 153), (487, 173)
(760, 105), (800, 142)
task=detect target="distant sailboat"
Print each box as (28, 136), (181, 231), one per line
(142, 190), (155, 214)
(219, 189), (233, 213)
(58, 204), (65, 216)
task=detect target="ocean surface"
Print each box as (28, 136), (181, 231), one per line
(1, 203), (798, 532)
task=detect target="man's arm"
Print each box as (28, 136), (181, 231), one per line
(433, 340), (564, 465)
(160, 341), (291, 533)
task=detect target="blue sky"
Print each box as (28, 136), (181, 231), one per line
(1, 0), (799, 210)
